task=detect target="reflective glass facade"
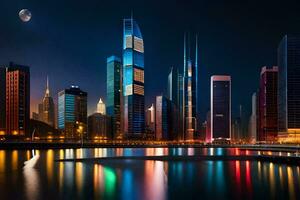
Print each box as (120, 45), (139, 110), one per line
(106, 56), (122, 139)
(123, 18), (145, 137)
(278, 35), (300, 133)
(211, 76), (231, 140)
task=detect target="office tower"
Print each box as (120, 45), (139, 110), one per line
(205, 110), (211, 143)
(211, 75), (231, 141)
(183, 34), (198, 140)
(97, 98), (106, 115)
(177, 73), (184, 140)
(123, 17), (145, 138)
(88, 113), (112, 139)
(155, 96), (172, 140)
(167, 67), (178, 104)
(58, 86), (87, 139)
(0, 67), (5, 135)
(42, 76), (55, 127)
(5, 62), (30, 136)
(146, 104), (155, 133)
(257, 66), (278, 142)
(248, 92), (257, 142)
(278, 35), (300, 141)
(32, 112), (39, 120)
(106, 55), (122, 139)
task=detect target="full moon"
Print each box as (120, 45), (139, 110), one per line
(19, 9), (31, 22)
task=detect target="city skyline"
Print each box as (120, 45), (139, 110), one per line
(2, 1), (300, 120)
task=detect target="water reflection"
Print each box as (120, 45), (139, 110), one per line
(0, 148), (299, 199)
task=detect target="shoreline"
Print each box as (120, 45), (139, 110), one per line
(0, 141), (300, 151)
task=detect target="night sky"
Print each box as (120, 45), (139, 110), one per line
(1, 0), (300, 121)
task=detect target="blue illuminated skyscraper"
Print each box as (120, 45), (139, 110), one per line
(122, 17), (145, 138)
(58, 86), (87, 139)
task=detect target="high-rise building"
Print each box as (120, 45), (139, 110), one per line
(167, 67), (178, 104)
(248, 92), (257, 142)
(58, 86), (87, 139)
(106, 55), (122, 139)
(177, 73), (184, 140)
(183, 34), (198, 140)
(42, 76), (55, 127)
(278, 35), (300, 142)
(97, 98), (106, 115)
(205, 111), (211, 143)
(0, 67), (5, 135)
(155, 96), (172, 140)
(5, 62), (30, 136)
(88, 113), (112, 140)
(146, 104), (155, 133)
(257, 66), (278, 142)
(210, 75), (231, 142)
(123, 17), (145, 138)
(38, 103), (43, 121)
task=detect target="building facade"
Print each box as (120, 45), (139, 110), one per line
(146, 104), (155, 134)
(88, 113), (112, 140)
(123, 17), (145, 138)
(183, 34), (198, 140)
(97, 98), (106, 115)
(58, 86), (87, 139)
(211, 75), (231, 141)
(248, 92), (257, 142)
(278, 35), (300, 142)
(4, 63), (30, 137)
(106, 56), (122, 139)
(0, 67), (5, 135)
(42, 77), (55, 127)
(155, 96), (171, 140)
(257, 66), (278, 142)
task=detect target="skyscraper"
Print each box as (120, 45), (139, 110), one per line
(88, 113), (112, 140)
(278, 35), (300, 141)
(177, 73), (184, 140)
(5, 62), (30, 136)
(97, 98), (106, 115)
(58, 86), (87, 139)
(183, 34), (198, 140)
(0, 67), (5, 135)
(42, 76), (55, 127)
(211, 75), (231, 142)
(248, 92), (257, 142)
(155, 96), (172, 140)
(258, 66), (278, 142)
(167, 67), (178, 104)
(146, 104), (155, 133)
(106, 55), (122, 139)
(123, 17), (145, 138)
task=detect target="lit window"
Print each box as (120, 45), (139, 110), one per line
(134, 37), (144, 53)
(125, 36), (132, 49)
(134, 68), (144, 83)
(125, 85), (133, 96)
(134, 84), (144, 95)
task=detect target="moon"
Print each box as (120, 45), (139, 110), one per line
(19, 9), (32, 22)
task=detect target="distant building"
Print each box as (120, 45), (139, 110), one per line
(38, 103), (43, 121)
(146, 104), (155, 133)
(0, 67), (5, 135)
(205, 111), (211, 143)
(183, 34), (198, 140)
(88, 113), (112, 139)
(257, 66), (278, 142)
(211, 75), (231, 142)
(123, 17), (145, 138)
(106, 55), (122, 139)
(177, 73), (184, 140)
(167, 67), (178, 105)
(278, 35), (300, 142)
(58, 86), (87, 139)
(248, 92), (257, 143)
(42, 77), (55, 127)
(155, 96), (169, 140)
(97, 98), (106, 115)
(4, 63), (30, 137)
(32, 112), (39, 121)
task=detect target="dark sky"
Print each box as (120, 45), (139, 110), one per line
(1, 0), (300, 121)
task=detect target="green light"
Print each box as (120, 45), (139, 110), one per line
(104, 167), (116, 196)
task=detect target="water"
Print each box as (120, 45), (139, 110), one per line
(0, 148), (299, 199)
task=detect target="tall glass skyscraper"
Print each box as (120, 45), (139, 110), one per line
(123, 17), (145, 138)
(183, 34), (198, 140)
(42, 76), (55, 127)
(58, 86), (87, 139)
(106, 55), (122, 139)
(211, 75), (231, 141)
(278, 35), (300, 138)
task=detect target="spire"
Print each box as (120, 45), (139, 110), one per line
(184, 32), (186, 76)
(45, 76), (50, 97)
